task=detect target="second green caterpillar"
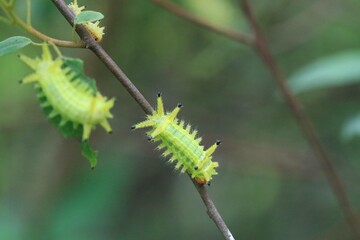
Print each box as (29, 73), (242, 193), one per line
(133, 94), (220, 184)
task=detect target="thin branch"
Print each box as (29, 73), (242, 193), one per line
(11, 13), (84, 48)
(238, 1), (360, 238)
(26, 0), (31, 25)
(150, 0), (254, 45)
(192, 178), (235, 240)
(50, 1), (234, 239)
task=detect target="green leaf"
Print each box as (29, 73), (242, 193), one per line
(0, 36), (31, 56)
(74, 11), (104, 24)
(63, 57), (98, 94)
(288, 51), (360, 94)
(81, 141), (98, 169)
(341, 113), (360, 141)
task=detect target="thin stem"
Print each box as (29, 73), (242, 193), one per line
(0, 1), (11, 20)
(238, 0), (360, 238)
(191, 177), (235, 240)
(150, 0), (254, 45)
(51, 0), (234, 239)
(11, 12), (84, 48)
(26, 0), (31, 25)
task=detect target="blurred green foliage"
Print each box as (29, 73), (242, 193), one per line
(1, 0), (360, 239)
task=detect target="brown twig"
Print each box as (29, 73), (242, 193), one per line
(150, 0), (254, 45)
(192, 178), (235, 240)
(51, 0), (234, 239)
(150, 0), (360, 238)
(239, 0), (360, 238)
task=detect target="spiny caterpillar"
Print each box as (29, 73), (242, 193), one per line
(68, 0), (105, 42)
(132, 94), (220, 184)
(19, 43), (114, 141)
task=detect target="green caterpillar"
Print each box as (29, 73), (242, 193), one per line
(19, 43), (114, 141)
(133, 94), (220, 184)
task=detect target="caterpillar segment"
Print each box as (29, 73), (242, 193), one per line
(133, 94), (219, 184)
(19, 43), (114, 140)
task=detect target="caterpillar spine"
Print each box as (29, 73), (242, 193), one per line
(133, 94), (219, 184)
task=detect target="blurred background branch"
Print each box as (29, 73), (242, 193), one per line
(150, 0), (254, 45)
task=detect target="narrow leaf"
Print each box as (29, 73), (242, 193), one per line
(74, 11), (104, 24)
(288, 51), (360, 94)
(0, 36), (31, 56)
(81, 141), (98, 169)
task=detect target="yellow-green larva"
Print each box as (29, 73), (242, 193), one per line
(133, 94), (220, 184)
(19, 43), (114, 140)
(68, 0), (105, 42)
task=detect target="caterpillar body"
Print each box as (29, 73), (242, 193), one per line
(19, 43), (114, 140)
(133, 94), (219, 184)
(68, 0), (105, 42)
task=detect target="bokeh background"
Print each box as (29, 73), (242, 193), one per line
(1, 0), (360, 239)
